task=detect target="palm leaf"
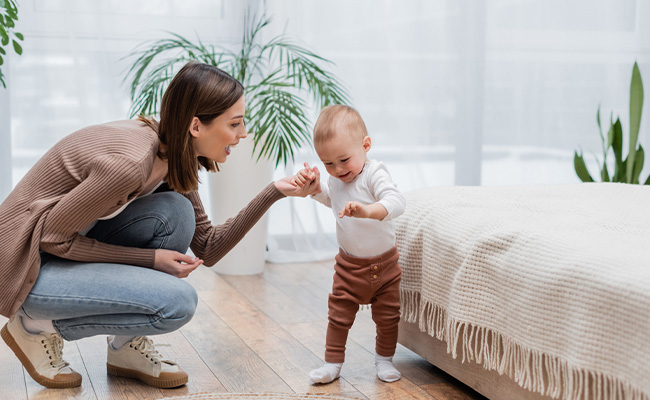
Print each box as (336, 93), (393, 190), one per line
(263, 37), (351, 107)
(123, 11), (350, 166)
(247, 85), (310, 166)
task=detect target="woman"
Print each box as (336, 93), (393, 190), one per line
(0, 62), (320, 389)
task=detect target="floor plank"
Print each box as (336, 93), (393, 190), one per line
(193, 268), (361, 395)
(1, 262), (485, 400)
(0, 316), (28, 400)
(219, 272), (368, 398)
(265, 262), (484, 400)
(262, 263), (441, 399)
(289, 319), (436, 400)
(181, 298), (291, 393)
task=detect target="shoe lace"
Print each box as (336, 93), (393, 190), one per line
(42, 333), (69, 370)
(130, 336), (166, 364)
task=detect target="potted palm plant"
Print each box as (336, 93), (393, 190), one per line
(0, 0), (23, 88)
(124, 12), (350, 274)
(0, 0), (23, 200)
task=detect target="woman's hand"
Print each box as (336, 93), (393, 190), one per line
(154, 249), (203, 278)
(275, 163), (321, 197)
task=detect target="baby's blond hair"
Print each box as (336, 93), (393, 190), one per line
(313, 105), (368, 146)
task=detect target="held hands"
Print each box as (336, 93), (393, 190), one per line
(275, 162), (321, 197)
(292, 162), (318, 188)
(154, 249), (203, 279)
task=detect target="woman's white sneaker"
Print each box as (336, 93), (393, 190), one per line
(1, 318), (82, 388)
(106, 336), (188, 388)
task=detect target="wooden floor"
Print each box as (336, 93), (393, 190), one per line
(0, 260), (486, 400)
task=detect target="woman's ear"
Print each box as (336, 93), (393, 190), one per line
(189, 116), (201, 139)
(363, 135), (372, 152)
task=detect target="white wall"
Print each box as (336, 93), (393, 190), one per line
(5, 0), (249, 189)
(265, 0), (650, 188)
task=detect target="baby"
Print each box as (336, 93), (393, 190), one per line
(294, 105), (406, 384)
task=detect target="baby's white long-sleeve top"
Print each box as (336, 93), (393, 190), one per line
(312, 159), (406, 258)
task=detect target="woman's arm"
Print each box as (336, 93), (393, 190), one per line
(184, 183), (284, 267)
(186, 173), (320, 267)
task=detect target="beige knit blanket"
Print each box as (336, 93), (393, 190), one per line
(395, 183), (650, 400)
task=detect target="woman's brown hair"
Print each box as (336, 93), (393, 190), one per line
(140, 61), (244, 193)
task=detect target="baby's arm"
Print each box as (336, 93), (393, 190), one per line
(339, 163), (405, 221)
(338, 201), (387, 219)
(370, 163), (405, 220)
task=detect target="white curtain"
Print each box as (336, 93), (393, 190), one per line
(263, 0), (650, 262)
(1, 0), (248, 208)
(2, 1), (649, 263)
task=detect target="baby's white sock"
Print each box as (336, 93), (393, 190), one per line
(110, 335), (136, 350)
(20, 316), (56, 334)
(309, 362), (342, 384)
(375, 353), (401, 382)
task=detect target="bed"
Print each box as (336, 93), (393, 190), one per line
(394, 183), (650, 400)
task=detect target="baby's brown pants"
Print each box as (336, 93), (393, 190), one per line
(325, 245), (401, 363)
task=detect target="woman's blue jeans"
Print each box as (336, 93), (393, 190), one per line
(19, 191), (199, 341)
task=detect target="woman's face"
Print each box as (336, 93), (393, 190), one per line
(190, 95), (247, 163)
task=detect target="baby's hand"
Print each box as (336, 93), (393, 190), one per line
(276, 163), (321, 197)
(339, 201), (371, 219)
(292, 162), (319, 188)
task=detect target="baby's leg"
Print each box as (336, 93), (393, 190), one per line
(310, 294), (359, 384)
(371, 269), (402, 382)
(325, 295), (359, 363)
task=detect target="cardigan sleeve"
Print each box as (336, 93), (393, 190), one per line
(39, 154), (156, 267)
(184, 182), (285, 267)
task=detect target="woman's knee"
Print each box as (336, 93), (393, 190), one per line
(154, 192), (196, 253)
(156, 280), (198, 331)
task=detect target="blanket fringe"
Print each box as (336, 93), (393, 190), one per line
(400, 289), (649, 400)
(401, 289), (421, 323)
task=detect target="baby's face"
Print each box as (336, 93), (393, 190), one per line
(315, 133), (370, 183)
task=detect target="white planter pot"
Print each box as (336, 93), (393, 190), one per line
(207, 139), (274, 275)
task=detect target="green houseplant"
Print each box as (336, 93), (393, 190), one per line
(574, 62), (647, 184)
(124, 12), (350, 167)
(0, 0), (24, 88)
(124, 13), (350, 275)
